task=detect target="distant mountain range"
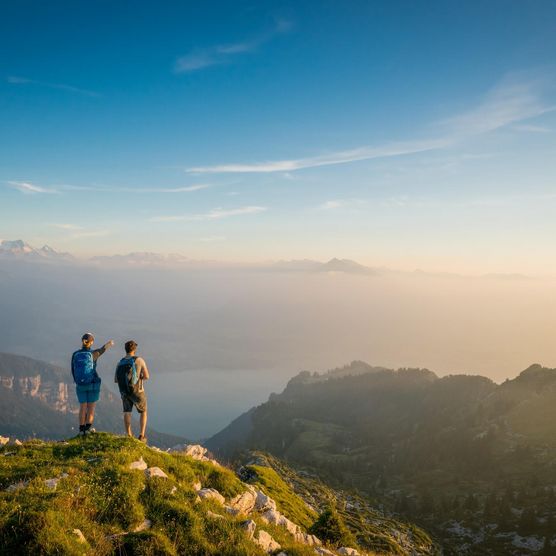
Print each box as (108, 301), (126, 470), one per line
(0, 239), (378, 274)
(0, 240), (73, 261)
(207, 360), (556, 555)
(0, 351), (185, 448)
(272, 258), (377, 274)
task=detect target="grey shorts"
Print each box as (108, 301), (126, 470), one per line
(121, 391), (147, 413)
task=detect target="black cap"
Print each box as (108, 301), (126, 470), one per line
(125, 340), (138, 353)
(82, 332), (94, 342)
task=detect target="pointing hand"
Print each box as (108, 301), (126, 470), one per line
(106, 340), (115, 348)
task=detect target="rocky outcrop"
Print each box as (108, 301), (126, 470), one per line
(254, 530), (281, 552)
(144, 467), (168, 479)
(129, 457), (147, 471)
(228, 485), (257, 515)
(198, 488), (225, 505)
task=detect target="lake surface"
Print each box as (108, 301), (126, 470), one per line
(120, 369), (292, 441)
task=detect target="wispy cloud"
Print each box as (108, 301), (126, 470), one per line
(7, 76), (100, 97)
(185, 73), (554, 174)
(512, 123), (552, 133)
(6, 181), (209, 195)
(174, 19), (292, 73)
(6, 181), (59, 194)
(70, 229), (111, 239)
(52, 223), (83, 230)
(438, 74), (555, 136)
(150, 205), (267, 223)
(316, 199), (367, 211)
(187, 138), (450, 174)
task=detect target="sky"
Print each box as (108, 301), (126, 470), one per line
(1, 0), (556, 274)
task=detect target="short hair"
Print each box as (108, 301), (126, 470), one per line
(125, 340), (138, 354)
(82, 332), (94, 342)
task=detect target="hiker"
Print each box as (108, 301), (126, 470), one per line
(115, 340), (150, 442)
(71, 333), (114, 436)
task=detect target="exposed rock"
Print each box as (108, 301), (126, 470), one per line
(255, 530), (282, 552)
(6, 480), (29, 492)
(259, 506), (322, 547)
(228, 485), (257, 515)
(192, 480), (202, 491)
(301, 533), (321, 546)
(170, 486), (177, 495)
(8, 438), (23, 446)
(0, 436), (9, 446)
(241, 519), (257, 540)
(170, 443), (208, 459)
(133, 519), (152, 532)
(129, 457), (147, 471)
(337, 549), (360, 556)
(255, 489), (277, 512)
(315, 548), (336, 556)
(198, 488), (225, 505)
(207, 510), (225, 520)
(45, 473), (69, 490)
(145, 467), (168, 479)
(72, 529), (87, 543)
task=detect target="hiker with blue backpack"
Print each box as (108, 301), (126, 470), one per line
(71, 333), (114, 436)
(115, 340), (150, 443)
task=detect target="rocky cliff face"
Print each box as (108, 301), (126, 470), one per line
(0, 351), (182, 448)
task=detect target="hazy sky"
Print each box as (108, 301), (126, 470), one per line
(1, 1), (556, 274)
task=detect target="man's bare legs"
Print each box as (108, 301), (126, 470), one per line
(86, 402), (96, 426)
(123, 412), (133, 437)
(139, 410), (147, 439)
(79, 403), (87, 427)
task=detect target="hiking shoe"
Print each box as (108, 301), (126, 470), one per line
(137, 435), (147, 444)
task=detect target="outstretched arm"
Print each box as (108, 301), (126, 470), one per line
(93, 340), (114, 361)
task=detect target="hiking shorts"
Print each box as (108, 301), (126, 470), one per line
(76, 382), (101, 404)
(121, 391), (147, 414)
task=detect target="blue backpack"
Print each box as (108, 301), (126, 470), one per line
(115, 357), (139, 395)
(72, 350), (96, 385)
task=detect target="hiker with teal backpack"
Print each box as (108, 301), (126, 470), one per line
(71, 333), (114, 436)
(115, 340), (150, 443)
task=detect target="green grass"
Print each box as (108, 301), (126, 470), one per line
(244, 463), (318, 530)
(0, 433), (318, 555)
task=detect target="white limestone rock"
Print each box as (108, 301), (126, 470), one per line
(338, 548), (360, 556)
(129, 457), (147, 471)
(45, 473), (69, 490)
(198, 488), (225, 505)
(133, 519), (152, 532)
(145, 467), (168, 479)
(228, 486), (257, 515)
(255, 489), (277, 512)
(255, 530), (282, 553)
(207, 510), (225, 520)
(192, 480), (202, 491)
(315, 548), (336, 556)
(6, 480), (29, 492)
(241, 519), (257, 540)
(72, 529), (87, 543)
(170, 444), (208, 460)
(0, 436), (9, 446)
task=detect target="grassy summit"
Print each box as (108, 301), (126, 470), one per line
(0, 433), (325, 555)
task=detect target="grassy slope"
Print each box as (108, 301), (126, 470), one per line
(0, 434), (322, 556)
(242, 452), (438, 556)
